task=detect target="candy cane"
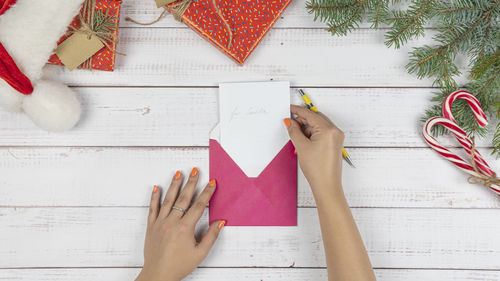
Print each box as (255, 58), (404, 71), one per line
(443, 90), (488, 126)
(441, 90), (494, 176)
(423, 117), (500, 195)
(422, 90), (500, 195)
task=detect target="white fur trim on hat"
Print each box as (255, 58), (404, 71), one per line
(0, 79), (23, 111)
(0, 0), (85, 131)
(0, 0), (85, 80)
(22, 80), (81, 131)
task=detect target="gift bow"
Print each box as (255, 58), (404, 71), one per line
(422, 90), (500, 195)
(67, 0), (123, 69)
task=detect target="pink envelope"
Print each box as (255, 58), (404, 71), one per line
(209, 139), (297, 226)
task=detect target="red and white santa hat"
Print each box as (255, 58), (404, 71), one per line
(0, 0), (84, 131)
(0, 0), (14, 14)
(0, 42), (33, 95)
(0, 0), (33, 95)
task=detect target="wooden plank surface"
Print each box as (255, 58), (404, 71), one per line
(1, 147), (499, 208)
(1, 268), (500, 281)
(1, 0), (496, 277)
(0, 87), (492, 147)
(1, 208), (499, 269)
(42, 28), (467, 87)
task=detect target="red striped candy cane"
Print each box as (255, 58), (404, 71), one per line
(443, 90), (488, 126)
(442, 90), (494, 176)
(422, 91), (500, 195)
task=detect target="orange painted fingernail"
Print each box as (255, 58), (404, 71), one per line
(153, 185), (158, 193)
(218, 220), (226, 230)
(283, 118), (291, 128)
(294, 149), (297, 155)
(209, 179), (216, 186)
(191, 167), (198, 177)
(174, 170), (181, 179)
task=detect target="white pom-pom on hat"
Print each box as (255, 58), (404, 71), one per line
(22, 80), (81, 132)
(0, 79), (23, 112)
(0, 0), (85, 131)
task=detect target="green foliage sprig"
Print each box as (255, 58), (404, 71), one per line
(307, 0), (500, 155)
(92, 9), (119, 34)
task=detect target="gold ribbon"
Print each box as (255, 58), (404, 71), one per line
(68, 0), (124, 69)
(467, 136), (500, 189)
(125, 0), (233, 48)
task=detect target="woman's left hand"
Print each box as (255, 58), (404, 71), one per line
(135, 168), (226, 281)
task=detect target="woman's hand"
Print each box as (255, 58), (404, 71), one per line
(284, 105), (345, 198)
(285, 106), (376, 281)
(135, 168), (226, 281)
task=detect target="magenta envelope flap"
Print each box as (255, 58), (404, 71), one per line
(209, 139), (297, 226)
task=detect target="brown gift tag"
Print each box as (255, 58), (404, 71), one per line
(55, 32), (104, 71)
(156, 0), (176, 8)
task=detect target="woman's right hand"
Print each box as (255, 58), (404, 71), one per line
(285, 105), (376, 281)
(284, 105), (345, 198)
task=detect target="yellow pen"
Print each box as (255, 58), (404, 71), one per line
(298, 89), (355, 168)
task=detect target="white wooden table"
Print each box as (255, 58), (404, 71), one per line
(1, 0), (500, 280)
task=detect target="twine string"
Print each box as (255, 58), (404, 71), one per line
(125, 7), (169, 26)
(68, 0), (124, 69)
(125, 0), (233, 48)
(210, 0), (232, 48)
(467, 136), (500, 188)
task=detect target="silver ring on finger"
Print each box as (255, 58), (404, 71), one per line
(171, 205), (186, 214)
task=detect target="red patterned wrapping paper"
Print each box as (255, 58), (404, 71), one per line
(47, 0), (122, 71)
(177, 0), (291, 64)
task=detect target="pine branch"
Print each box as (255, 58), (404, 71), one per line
(493, 121), (500, 156)
(407, 44), (460, 89)
(474, 14), (493, 64)
(368, 0), (390, 28)
(373, 0), (385, 27)
(329, 4), (364, 33)
(472, 48), (500, 79)
(438, 0), (494, 22)
(470, 14), (498, 67)
(384, 0), (437, 48)
(308, 3), (356, 13)
(473, 67), (500, 98)
(407, 1), (499, 89)
(306, 0), (500, 153)
(306, 0), (369, 35)
(92, 9), (118, 34)
(440, 6), (487, 13)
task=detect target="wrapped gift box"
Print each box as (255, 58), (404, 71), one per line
(48, 0), (122, 71)
(173, 0), (291, 64)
